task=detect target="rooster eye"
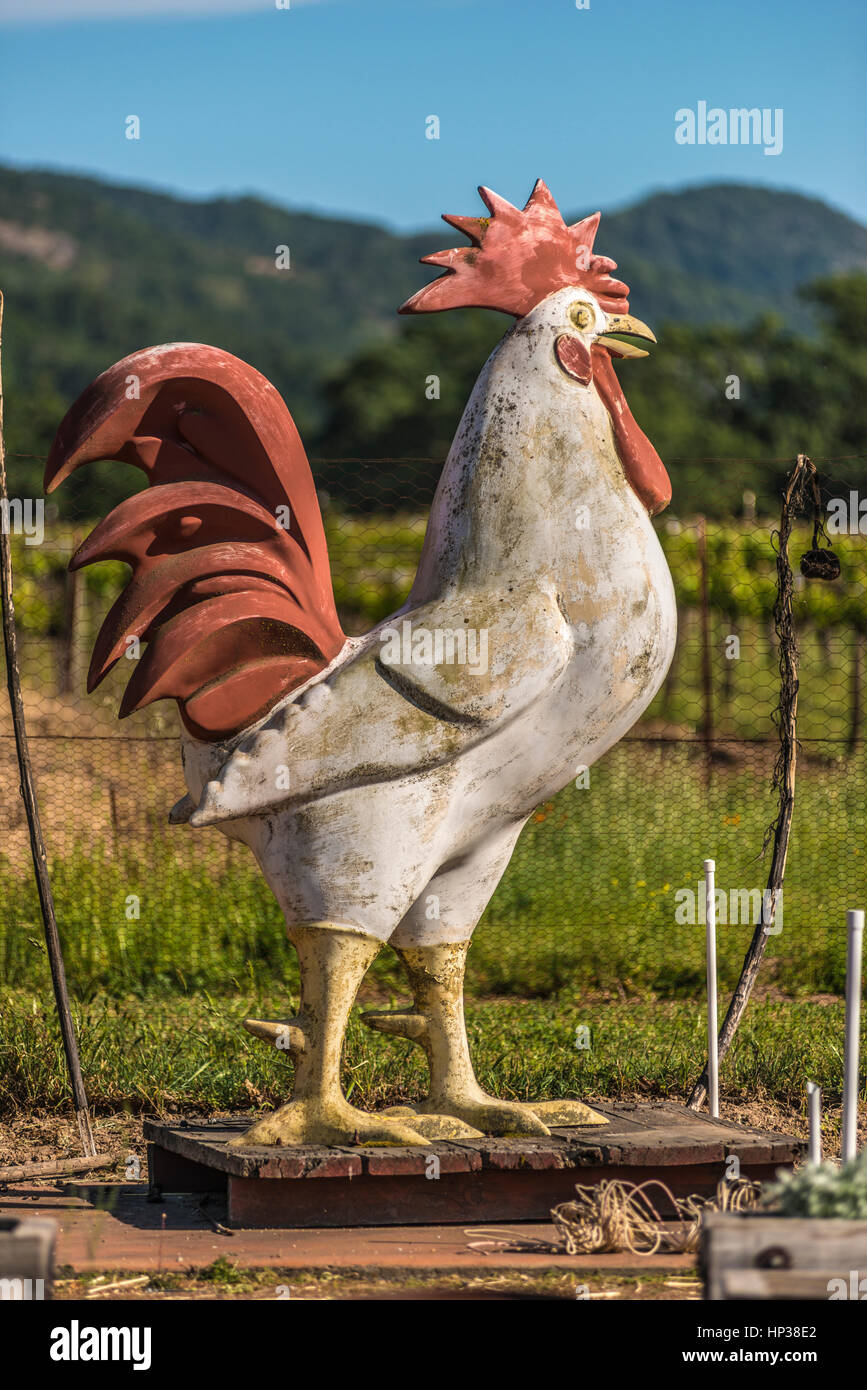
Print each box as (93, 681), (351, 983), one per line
(569, 304), (593, 331)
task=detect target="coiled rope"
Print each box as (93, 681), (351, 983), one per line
(551, 1175), (761, 1255)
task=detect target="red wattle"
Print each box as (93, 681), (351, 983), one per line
(554, 334), (593, 385)
(591, 346), (671, 516)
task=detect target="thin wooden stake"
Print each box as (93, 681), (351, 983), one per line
(108, 781), (120, 856)
(0, 290), (97, 1158)
(849, 630), (863, 752)
(59, 547), (83, 696)
(687, 456), (808, 1110)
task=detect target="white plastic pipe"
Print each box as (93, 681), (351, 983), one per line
(841, 909), (864, 1163)
(705, 858), (719, 1119)
(806, 1081), (822, 1164)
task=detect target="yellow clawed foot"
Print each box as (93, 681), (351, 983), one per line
(383, 1098), (606, 1138)
(363, 944), (607, 1138)
(406, 1097), (607, 1137)
(242, 1017), (305, 1051)
(363, 1010), (546, 1136)
(381, 1105), (483, 1140)
(528, 1099), (608, 1127)
(229, 1098), (430, 1148)
(415, 1094), (553, 1138)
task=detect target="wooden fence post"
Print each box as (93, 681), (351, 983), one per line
(849, 629), (863, 751)
(59, 541), (84, 695)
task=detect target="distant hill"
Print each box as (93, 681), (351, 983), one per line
(1, 164), (865, 509)
(585, 183), (867, 320)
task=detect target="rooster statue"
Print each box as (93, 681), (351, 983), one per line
(45, 180), (676, 1147)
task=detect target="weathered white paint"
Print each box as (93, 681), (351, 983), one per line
(180, 286), (677, 947)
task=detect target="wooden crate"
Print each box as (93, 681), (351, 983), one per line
(0, 1216), (56, 1300)
(701, 1212), (867, 1300)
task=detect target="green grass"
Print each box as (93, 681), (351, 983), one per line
(2, 577), (865, 1115)
(0, 743), (861, 1002)
(0, 988), (860, 1117)
(1, 745), (863, 1115)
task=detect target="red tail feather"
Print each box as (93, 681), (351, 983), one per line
(45, 344), (345, 741)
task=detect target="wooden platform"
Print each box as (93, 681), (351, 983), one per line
(145, 1103), (803, 1229)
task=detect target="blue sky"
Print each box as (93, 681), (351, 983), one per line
(0, 0), (864, 230)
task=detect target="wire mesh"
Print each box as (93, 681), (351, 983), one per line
(1, 456), (864, 1001)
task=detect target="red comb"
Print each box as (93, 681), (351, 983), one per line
(400, 179), (629, 319)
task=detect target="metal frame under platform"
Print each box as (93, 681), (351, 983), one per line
(145, 1103), (803, 1229)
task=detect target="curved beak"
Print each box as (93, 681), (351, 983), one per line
(595, 312), (657, 360)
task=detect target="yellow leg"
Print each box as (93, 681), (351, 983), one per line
(364, 941), (607, 1136)
(232, 922), (430, 1148)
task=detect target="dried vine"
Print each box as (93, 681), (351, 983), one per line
(687, 455), (828, 1111)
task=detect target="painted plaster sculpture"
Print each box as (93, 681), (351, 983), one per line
(45, 180), (677, 1147)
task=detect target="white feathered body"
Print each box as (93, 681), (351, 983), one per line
(182, 288), (676, 945)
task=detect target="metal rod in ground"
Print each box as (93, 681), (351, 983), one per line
(841, 909), (864, 1163)
(806, 1081), (822, 1164)
(0, 292), (97, 1159)
(687, 455), (808, 1110)
(704, 858), (719, 1118)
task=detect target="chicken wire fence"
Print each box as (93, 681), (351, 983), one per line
(1, 455), (865, 1001)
